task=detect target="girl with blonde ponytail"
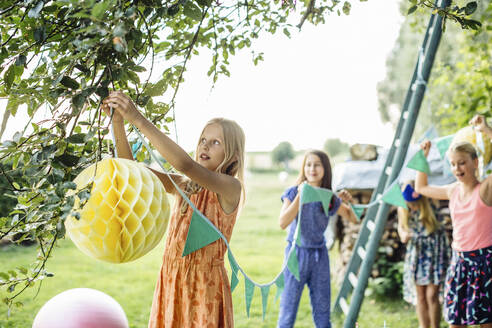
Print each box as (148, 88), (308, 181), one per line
(397, 181), (451, 328)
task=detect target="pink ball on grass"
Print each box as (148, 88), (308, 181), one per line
(32, 288), (129, 328)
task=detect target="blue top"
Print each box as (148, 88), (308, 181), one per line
(281, 185), (342, 248)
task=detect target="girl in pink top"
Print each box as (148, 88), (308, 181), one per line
(416, 114), (492, 328)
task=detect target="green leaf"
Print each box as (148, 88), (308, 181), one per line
(72, 93), (86, 109)
(67, 133), (86, 144)
(6, 98), (20, 116)
(4, 65), (15, 91)
(464, 1), (477, 15)
(54, 154), (80, 167)
(60, 76), (80, 89)
(15, 55), (27, 66)
(196, 0), (212, 7)
(167, 4), (180, 16)
(183, 1), (202, 21)
(407, 5), (417, 15)
(342, 1), (351, 15)
(91, 1), (109, 18)
(33, 26), (47, 43)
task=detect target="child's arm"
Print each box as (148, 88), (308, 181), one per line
(396, 207), (411, 244)
(415, 140), (453, 200)
(471, 114), (492, 205)
(102, 101), (184, 195)
(335, 190), (358, 224)
(102, 105), (133, 160)
(102, 92), (241, 207)
(279, 189), (300, 230)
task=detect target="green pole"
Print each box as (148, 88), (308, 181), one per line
(343, 0), (450, 327)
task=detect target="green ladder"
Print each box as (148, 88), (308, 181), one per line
(332, 0), (451, 326)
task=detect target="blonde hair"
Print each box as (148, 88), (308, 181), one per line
(195, 118), (245, 183)
(400, 181), (439, 234)
(447, 141), (478, 160)
(182, 118), (245, 212)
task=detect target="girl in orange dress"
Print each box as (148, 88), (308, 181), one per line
(103, 91), (245, 328)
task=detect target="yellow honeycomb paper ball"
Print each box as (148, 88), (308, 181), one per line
(451, 126), (492, 165)
(65, 158), (170, 263)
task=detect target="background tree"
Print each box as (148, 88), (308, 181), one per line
(271, 141), (295, 170)
(377, 0), (490, 138)
(324, 138), (349, 157)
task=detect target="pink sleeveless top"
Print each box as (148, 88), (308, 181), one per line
(449, 183), (492, 251)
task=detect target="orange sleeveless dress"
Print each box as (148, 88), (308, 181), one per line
(148, 188), (238, 328)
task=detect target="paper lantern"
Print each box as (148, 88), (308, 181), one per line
(32, 288), (129, 328)
(65, 158), (170, 263)
(451, 126), (491, 165)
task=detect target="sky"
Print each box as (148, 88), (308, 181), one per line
(1, 0), (404, 152)
(167, 0), (404, 152)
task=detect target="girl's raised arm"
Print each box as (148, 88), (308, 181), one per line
(414, 140), (453, 200)
(471, 114), (492, 205)
(102, 92), (240, 205)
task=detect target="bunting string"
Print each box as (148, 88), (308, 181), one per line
(119, 121), (473, 318)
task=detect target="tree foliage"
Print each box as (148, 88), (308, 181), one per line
(324, 138), (349, 157)
(271, 141), (295, 169)
(377, 0), (491, 138)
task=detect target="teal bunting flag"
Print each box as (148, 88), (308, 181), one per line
(435, 135), (454, 160)
(245, 277), (255, 317)
(228, 250), (240, 292)
(406, 149), (431, 174)
(382, 183), (408, 209)
(274, 274), (284, 303)
(287, 247), (300, 280)
(182, 211), (221, 257)
(261, 285), (270, 320)
(301, 183), (333, 216)
(351, 204), (365, 221)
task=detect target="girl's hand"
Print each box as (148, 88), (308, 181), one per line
(101, 98), (123, 124)
(102, 91), (140, 123)
(338, 189), (353, 203)
(420, 140), (431, 157)
(469, 114), (489, 133)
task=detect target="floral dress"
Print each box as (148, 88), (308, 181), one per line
(402, 209), (451, 305)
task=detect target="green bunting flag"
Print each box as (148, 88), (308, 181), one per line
(182, 211), (221, 256)
(382, 183), (408, 209)
(351, 204), (365, 221)
(301, 184), (333, 216)
(287, 247), (300, 280)
(406, 149), (431, 174)
(274, 274), (284, 303)
(245, 277), (255, 317)
(261, 285), (270, 320)
(435, 135), (454, 160)
(228, 250), (240, 292)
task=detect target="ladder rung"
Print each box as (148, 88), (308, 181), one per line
(366, 220), (375, 231)
(348, 272), (358, 288)
(357, 246), (366, 259)
(339, 297), (349, 315)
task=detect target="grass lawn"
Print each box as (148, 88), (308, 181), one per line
(1, 171), (429, 327)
